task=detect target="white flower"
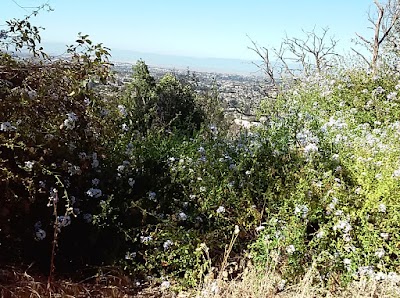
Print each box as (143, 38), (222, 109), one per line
(286, 245), (296, 254)
(57, 215), (71, 227)
(128, 178), (135, 187)
(24, 161), (34, 171)
(378, 203), (386, 213)
(35, 229), (46, 241)
(91, 159), (99, 168)
(86, 188), (102, 198)
(343, 234), (352, 242)
(316, 230), (325, 238)
(334, 219), (352, 233)
(216, 206), (225, 214)
(334, 210), (344, 216)
(375, 271), (387, 281)
(118, 104), (127, 116)
(343, 258), (351, 267)
(125, 251), (136, 260)
(200, 186), (206, 192)
(178, 212), (187, 221)
(62, 112), (78, 130)
(387, 272), (400, 283)
(148, 191), (156, 201)
(163, 240), (173, 251)
(160, 281), (170, 290)
(375, 248), (385, 258)
(121, 123), (129, 131)
(234, 225), (240, 235)
(0, 122), (16, 131)
(393, 169), (400, 178)
(255, 225), (265, 232)
(277, 279), (287, 291)
(140, 235), (153, 244)
(380, 232), (389, 240)
(294, 204), (308, 218)
(358, 266), (375, 277)
(304, 143), (318, 154)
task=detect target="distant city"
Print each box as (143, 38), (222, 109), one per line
(111, 61), (272, 118)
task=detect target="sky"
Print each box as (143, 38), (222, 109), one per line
(1, 0), (375, 61)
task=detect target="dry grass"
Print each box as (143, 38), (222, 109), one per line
(0, 265), (156, 298)
(1, 263), (399, 298)
(194, 265), (400, 298)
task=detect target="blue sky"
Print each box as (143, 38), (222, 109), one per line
(2, 0), (374, 61)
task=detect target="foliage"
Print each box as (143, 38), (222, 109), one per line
(2, 7), (400, 293)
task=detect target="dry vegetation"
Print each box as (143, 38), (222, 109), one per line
(1, 264), (400, 298)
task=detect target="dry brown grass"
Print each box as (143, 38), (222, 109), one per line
(1, 263), (399, 298)
(193, 265), (400, 298)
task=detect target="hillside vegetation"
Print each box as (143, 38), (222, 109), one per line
(1, 2), (400, 297)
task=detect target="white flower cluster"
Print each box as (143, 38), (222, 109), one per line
(0, 121), (16, 132)
(140, 235), (153, 244)
(296, 129), (319, 156)
(62, 112), (78, 130)
(294, 204), (309, 219)
(163, 240), (173, 250)
(57, 215), (71, 227)
(86, 187), (102, 198)
(34, 221), (46, 241)
(91, 152), (99, 168)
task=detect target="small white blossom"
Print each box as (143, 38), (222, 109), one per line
(24, 161), (34, 171)
(277, 279), (287, 291)
(375, 248), (385, 258)
(57, 215), (71, 227)
(375, 272), (387, 281)
(0, 122), (16, 131)
(125, 251), (136, 260)
(140, 235), (153, 244)
(35, 229), (46, 241)
(118, 104), (127, 116)
(255, 225), (265, 232)
(86, 188), (102, 198)
(163, 240), (173, 251)
(316, 230), (325, 238)
(380, 232), (389, 240)
(178, 211), (187, 221)
(128, 178), (135, 187)
(91, 159), (99, 168)
(148, 191), (156, 201)
(378, 203), (386, 213)
(286, 245), (296, 254)
(294, 204), (309, 218)
(216, 206), (225, 214)
(304, 143), (318, 154)
(160, 280), (170, 290)
(388, 272), (400, 283)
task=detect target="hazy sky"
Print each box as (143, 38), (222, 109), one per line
(2, 0), (374, 60)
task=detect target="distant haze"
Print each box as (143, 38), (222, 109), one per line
(42, 42), (262, 75)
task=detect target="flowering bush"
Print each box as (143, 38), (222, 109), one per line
(2, 13), (400, 291)
(250, 67), (400, 285)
